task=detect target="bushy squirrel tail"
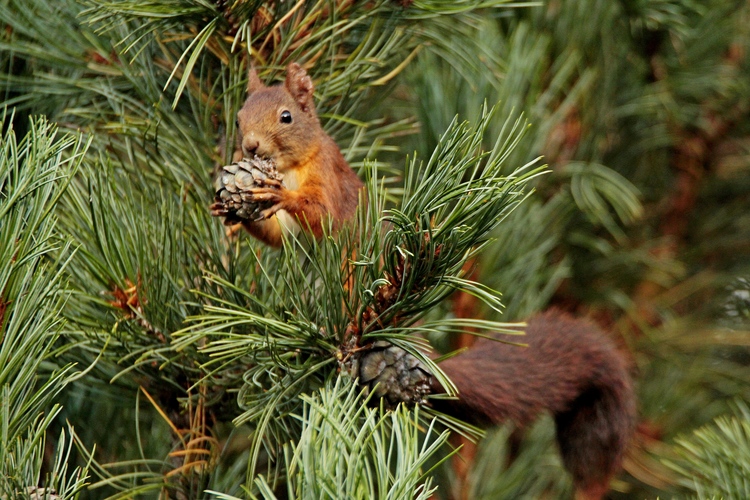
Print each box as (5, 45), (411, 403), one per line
(431, 310), (636, 499)
(554, 344), (636, 499)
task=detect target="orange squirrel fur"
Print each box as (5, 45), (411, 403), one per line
(430, 309), (636, 500)
(233, 63), (363, 247)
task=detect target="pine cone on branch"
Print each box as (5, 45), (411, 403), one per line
(211, 156), (284, 224)
(350, 341), (433, 409)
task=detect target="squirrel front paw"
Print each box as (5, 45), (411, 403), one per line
(212, 157), (285, 222)
(247, 187), (284, 203)
(248, 187), (287, 219)
(253, 188), (288, 219)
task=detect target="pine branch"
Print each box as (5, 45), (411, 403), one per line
(244, 376), (449, 500)
(465, 420), (572, 499)
(169, 104), (541, 485)
(0, 116), (90, 498)
(666, 400), (750, 499)
(7, 1), (750, 498)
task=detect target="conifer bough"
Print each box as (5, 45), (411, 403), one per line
(211, 156), (284, 222)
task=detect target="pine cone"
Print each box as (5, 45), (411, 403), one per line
(211, 156), (284, 223)
(352, 341), (433, 409)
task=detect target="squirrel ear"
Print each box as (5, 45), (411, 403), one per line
(247, 66), (264, 94)
(284, 62), (315, 113)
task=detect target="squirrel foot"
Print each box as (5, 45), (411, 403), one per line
(225, 222), (244, 237)
(259, 202), (284, 219)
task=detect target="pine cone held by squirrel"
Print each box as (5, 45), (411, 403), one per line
(211, 156), (284, 223)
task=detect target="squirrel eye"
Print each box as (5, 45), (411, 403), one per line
(235, 119), (240, 128)
(280, 110), (293, 124)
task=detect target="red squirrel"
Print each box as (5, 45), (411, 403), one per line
(430, 309), (636, 500)
(229, 64), (635, 499)
(232, 63), (363, 247)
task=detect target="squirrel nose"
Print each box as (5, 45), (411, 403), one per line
(242, 137), (260, 157)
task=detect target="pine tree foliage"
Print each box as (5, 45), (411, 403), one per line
(399, 13), (646, 321)
(465, 421), (572, 500)
(2, 0), (543, 497)
(3, 0), (750, 498)
(247, 377), (450, 500)
(667, 401), (750, 499)
(0, 117), (89, 498)
(169, 106), (540, 481)
(393, 1), (750, 497)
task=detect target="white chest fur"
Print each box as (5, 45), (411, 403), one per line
(275, 169), (301, 236)
(282, 169), (300, 190)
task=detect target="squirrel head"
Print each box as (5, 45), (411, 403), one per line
(236, 63), (322, 171)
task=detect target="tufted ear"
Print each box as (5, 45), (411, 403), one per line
(284, 62), (315, 113)
(247, 66), (264, 94)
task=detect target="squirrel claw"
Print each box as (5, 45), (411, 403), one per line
(259, 178), (283, 188)
(249, 187), (283, 203)
(210, 202), (229, 217)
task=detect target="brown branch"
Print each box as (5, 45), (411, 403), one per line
(107, 276), (166, 343)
